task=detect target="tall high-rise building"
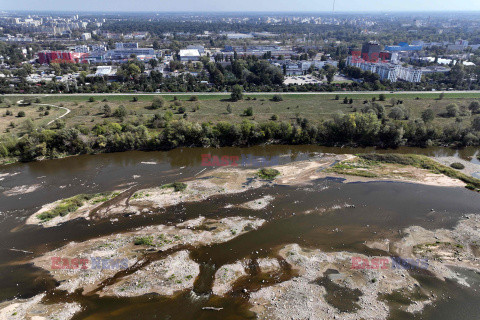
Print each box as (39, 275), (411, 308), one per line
(361, 42), (381, 60)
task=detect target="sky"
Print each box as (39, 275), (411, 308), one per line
(2, 0), (480, 13)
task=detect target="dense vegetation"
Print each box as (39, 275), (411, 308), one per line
(1, 94), (480, 165)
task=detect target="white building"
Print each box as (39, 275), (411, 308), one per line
(346, 56), (422, 83)
(179, 49), (200, 61)
(81, 33), (91, 41)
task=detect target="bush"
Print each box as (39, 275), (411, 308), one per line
(446, 104), (460, 118)
(272, 94), (283, 102)
(258, 168), (280, 180)
(151, 97), (165, 109)
(17, 111), (26, 117)
(177, 106), (186, 114)
(161, 182), (187, 192)
(450, 162), (465, 170)
(134, 236), (154, 246)
(243, 106), (253, 117)
(271, 114), (278, 120)
(379, 94), (386, 101)
(36, 193), (101, 222)
(88, 97), (95, 102)
(113, 105), (127, 119)
(226, 104), (232, 114)
(189, 95), (199, 101)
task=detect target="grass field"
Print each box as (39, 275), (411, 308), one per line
(1, 92), (480, 137)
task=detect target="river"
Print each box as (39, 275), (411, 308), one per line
(0, 145), (479, 319)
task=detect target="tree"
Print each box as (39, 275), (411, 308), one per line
(272, 94), (283, 102)
(17, 111), (26, 117)
(243, 106), (253, 116)
(469, 101), (480, 114)
(446, 104), (460, 118)
(379, 94), (386, 101)
(113, 105), (127, 119)
(343, 97), (349, 104)
(103, 105), (112, 117)
(89, 97), (95, 102)
(177, 106), (186, 114)
(389, 107), (405, 120)
(226, 104), (232, 114)
(421, 109), (435, 123)
(231, 85), (244, 102)
(472, 116), (480, 131)
(439, 92), (445, 100)
(151, 97), (165, 109)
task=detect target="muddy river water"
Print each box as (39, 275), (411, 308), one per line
(0, 145), (479, 319)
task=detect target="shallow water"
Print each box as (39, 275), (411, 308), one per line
(0, 145), (479, 319)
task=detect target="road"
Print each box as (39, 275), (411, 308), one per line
(4, 90), (480, 97)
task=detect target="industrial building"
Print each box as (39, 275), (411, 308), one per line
(179, 49), (201, 61)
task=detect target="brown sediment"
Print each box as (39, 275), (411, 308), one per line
(248, 244), (430, 320)
(31, 216), (265, 297)
(389, 214), (480, 286)
(0, 294), (82, 320)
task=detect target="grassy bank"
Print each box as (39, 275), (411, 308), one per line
(357, 154), (480, 190)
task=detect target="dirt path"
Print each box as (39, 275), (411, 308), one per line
(16, 99), (71, 126)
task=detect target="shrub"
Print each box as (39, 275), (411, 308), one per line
(258, 168), (280, 180)
(243, 106), (253, 117)
(189, 95), (199, 101)
(17, 111), (26, 117)
(379, 94), (386, 101)
(450, 162), (465, 170)
(88, 97), (95, 102)
(134, 236), (154, 246)
(226, 104), (232, 114)
(151, 97), (165, 109)
(271, 114), (278, 120)
(161, 182), (187, 192)
(177, 106), (186, 114)
(36, 193), (101, 222)
(272, 94), (283, 102)
(446, 104), (460, 118)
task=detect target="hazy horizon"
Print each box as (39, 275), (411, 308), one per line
(2, 0), (480, 13)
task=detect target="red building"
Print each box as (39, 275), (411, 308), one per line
(37, 51), (89, 64)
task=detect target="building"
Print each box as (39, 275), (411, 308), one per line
(107, 42), (155, 60)
(361, 42), (381, 60)
(221, 45), (295, 59)
(179, 49), (201, 61)
(447, 40), (469, 52)
(81, 33), (91, 41)
(37, 51), (89, 64)
(186, 45), (205, 54)
(384, 42), (423, 52)
(74, 45), (89, 53)
(346, 55), (422, 83)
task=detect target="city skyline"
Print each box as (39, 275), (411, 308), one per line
(1, 0), (480, 13)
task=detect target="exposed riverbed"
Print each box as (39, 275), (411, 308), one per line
(0, 145), (479, 320)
